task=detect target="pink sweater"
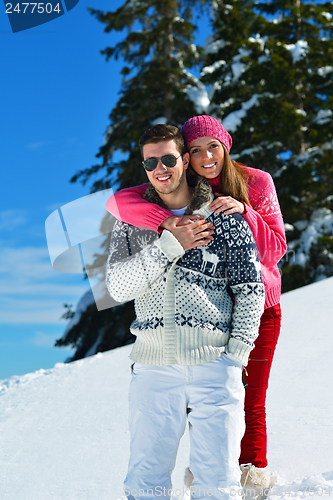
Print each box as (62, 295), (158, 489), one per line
(106, 166), (287, 309)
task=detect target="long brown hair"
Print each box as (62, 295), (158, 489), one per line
(187, 144), (252, 207)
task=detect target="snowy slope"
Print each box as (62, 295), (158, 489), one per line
(267, 276), (333, 486)
(0, 277), (332, 500)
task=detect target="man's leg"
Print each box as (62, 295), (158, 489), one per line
(124, 363), (187, 500)
(188, 355), (245, 500)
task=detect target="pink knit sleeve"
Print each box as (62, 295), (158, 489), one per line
(243, 170), (287, 267)
(105, 183), (173, 233)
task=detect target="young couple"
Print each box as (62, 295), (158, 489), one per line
(106, 115), (286, 500)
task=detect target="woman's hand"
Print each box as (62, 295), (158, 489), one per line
(160, 215), (214, 250)
(209, 194), (245, 215)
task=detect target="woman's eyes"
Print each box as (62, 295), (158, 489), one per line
(190, 144), (220, 155)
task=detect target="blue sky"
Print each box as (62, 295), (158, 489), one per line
(0, 1), (211, 380)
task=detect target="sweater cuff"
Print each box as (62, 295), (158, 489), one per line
(226, 338), (253, 366)
(143, 207), (174, 233)
(242, 204), (259, 226)
(156, 230), (185, 261)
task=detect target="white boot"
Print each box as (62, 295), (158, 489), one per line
(184, 467), (194, 488)
(184, 464), (276, 496)
(240, 464), (276, 500)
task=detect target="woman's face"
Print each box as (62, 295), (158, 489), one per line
(188, 136), (224, 179)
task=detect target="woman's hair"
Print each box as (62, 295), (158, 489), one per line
(187, 144), (252, 207)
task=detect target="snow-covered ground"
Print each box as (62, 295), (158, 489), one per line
(0, 277), (332, 500)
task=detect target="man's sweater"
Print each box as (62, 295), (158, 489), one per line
(106, 166), (286, 310)
(106, 179), (265, 367)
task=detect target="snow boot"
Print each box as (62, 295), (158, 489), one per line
(184, 467), (194, 488)
(240, 463), (276, 500)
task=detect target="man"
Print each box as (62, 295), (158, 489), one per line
(106, 124), (265, 500)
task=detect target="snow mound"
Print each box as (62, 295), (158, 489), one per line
(0, 347), (133, 500)
(267, 276), (333, 481)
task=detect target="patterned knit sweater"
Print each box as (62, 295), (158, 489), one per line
(106, 179), (265, 367)
(106, 166), (287, 310)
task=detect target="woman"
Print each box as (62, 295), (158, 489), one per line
(106, 115), (287, 489)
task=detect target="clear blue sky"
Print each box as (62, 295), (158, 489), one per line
(0, 0), (211, 380)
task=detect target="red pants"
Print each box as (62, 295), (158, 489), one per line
(239, 304), (281, 468)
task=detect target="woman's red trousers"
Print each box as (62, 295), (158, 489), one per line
(239, 303), (282, 468)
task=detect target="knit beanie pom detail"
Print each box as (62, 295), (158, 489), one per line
(181, 115), (232, 152)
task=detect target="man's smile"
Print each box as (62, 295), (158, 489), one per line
(156, 174), (172, 182)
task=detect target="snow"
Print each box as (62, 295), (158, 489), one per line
(249, 34), (267, 52)
(232, 145), (263, 158)
(231, 49), (250, 81)
(201, 59), (226, 76)
(222, 94), (260, 132)
(271, 15), (283, 25)
(173, 16), (184, 23)
(201, 48), (250, 83)
(318, 66), (333, 77)
(184, 72), (210, 114)
(258, 54), (270, 64)
(284, 40), (309, 64)
(284, 223), (294, 232)
(321, 12), (332, 21)
(267, 277), (333, 479)
(231, 61), (246, 81)
(186, 84), (210, 114)
(1, 277), (333, 499)
(312, 109), (332, 125)
(294, 147), (321, 167)
(204, 36), (226, 55)
(293, 220), (308, 231)
(151, 116), (168, 125)
(104, 124), (113, 145)
(293, 208), (333, 268)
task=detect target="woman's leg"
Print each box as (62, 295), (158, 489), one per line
(239, 304), (281, 468)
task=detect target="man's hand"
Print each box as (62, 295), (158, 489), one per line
(209, 194), (245, 215)
(160, 215), (214, 251)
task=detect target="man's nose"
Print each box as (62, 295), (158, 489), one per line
(155, 159), (168, 172)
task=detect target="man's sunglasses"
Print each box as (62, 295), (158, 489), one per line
(142, 154), (181, 172)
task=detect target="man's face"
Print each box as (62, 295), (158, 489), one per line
(142, 140), (190, 197)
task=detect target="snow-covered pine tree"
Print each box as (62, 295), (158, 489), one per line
(201, 0), (333, 291)
(70, 0), (209, 192)
(58, 0), (210, 359)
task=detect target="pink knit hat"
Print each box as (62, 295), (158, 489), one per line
(181, 115), (232, 152)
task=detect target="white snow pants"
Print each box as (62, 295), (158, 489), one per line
(124, 354), (245, 500)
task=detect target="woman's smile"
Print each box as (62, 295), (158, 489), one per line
(188, 137), (224, 178)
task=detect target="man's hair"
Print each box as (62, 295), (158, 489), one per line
(139, 124), (186, 157)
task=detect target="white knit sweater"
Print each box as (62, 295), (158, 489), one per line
(106, 181), (265, 367)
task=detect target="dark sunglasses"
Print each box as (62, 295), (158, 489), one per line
(142, 154), (181, 172)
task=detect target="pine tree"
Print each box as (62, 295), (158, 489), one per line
(58, 0), (209, 359)
(201, 0), (333, 291)
(56, 297), (137, 361)
(71, 0), (209, 192)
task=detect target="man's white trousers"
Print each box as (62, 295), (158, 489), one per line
(124, 354), (245, 500)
